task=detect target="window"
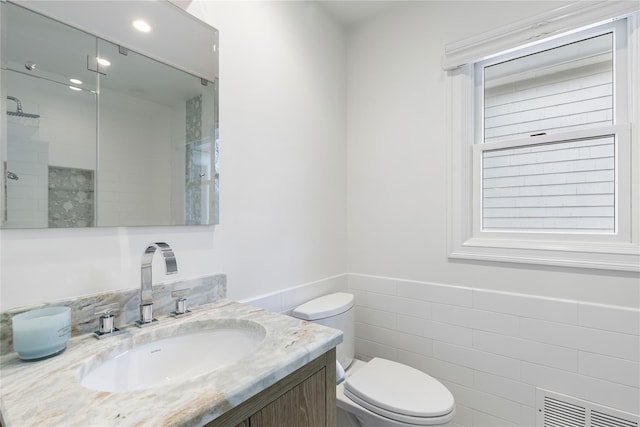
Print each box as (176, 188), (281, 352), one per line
(447, 6), (639, 271)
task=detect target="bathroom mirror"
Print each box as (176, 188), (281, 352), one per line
(0, 1), (219, 228)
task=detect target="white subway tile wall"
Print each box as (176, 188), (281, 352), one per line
(243, 273), (639, 427)
(349, 274), (640, 427)
(5, 138), (49, 228)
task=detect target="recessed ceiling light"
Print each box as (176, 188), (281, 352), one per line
(97, 57), (111, 67)
(133, 19), (151, 33)
(69, 78), (83, 85)
(69, 86), (82, 91)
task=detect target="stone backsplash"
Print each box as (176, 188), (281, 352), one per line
(0, 274), (226, 355)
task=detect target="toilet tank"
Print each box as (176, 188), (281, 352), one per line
(292, 292), (355, 369)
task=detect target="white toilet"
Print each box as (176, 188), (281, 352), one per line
(292, 292), (456, 427)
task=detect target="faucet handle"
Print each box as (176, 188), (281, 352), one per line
(171, 288), (191, 317)
(171, 288), (190, 299)
(93, 303), (124, 339)
(94, 303), (119, 317)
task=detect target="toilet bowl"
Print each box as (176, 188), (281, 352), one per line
(292, 292), (455, 427)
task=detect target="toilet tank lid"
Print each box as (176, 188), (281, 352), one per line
(292, 292), (354, 320)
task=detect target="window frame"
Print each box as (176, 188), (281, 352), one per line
(446, 11), (639, 272)
(472, 125), (631, 242)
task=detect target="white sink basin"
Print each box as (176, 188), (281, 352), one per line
(78, 319), (266, 392)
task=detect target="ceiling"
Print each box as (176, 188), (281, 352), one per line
(317, 0), (404, 26)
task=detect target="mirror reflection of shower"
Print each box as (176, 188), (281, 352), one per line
(4, 93), (47, 228)
(2, 1), (219, 229)
(6, 96), (40, 119)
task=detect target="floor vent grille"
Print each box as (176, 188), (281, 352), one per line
(536, 389), (639, 427)
(592, 410), (639, 427)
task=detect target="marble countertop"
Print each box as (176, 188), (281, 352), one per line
(0, 299), (342, 426)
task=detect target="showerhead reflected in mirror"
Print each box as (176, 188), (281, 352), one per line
(6, 96), (40, 118)
(1, 1), (219, 228)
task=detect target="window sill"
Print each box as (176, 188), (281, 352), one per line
(449, 236), (640, 272)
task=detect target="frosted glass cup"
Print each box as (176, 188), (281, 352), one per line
(12, 307), (72, 361)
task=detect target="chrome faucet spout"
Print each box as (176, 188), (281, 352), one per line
(138, 242), (178, 326)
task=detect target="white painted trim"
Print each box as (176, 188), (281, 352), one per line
(630, 13), (640, 263)
(443, 1), (640, 71)
(448, 244), (639, 272)
(447, 15), (640, 272)
(347, 272), (640, 311)
(446, 65), (475, 261)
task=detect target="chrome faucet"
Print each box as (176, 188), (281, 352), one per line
(137, 242), (178, 327)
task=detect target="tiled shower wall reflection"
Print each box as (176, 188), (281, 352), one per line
(185, 94), (204, 224)
(48, 166), (94, 227)
(185, 92), (218, 225)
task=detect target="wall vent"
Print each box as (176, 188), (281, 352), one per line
(536, 389), (639, 427)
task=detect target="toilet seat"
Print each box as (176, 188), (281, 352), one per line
(343, 358), (455, 425)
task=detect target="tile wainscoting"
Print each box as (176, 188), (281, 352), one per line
(244, 273), (639, 427)
(348, 273), (640, 427)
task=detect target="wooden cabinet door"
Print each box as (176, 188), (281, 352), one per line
(249, 369), (326, 427)
(206, 349), (335, 427)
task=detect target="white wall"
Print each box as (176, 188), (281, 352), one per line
(185, 0), (348, 300)
(0, 0), (347, 310)
(346, 1), (639, 308)
(346, 2), (639, 426)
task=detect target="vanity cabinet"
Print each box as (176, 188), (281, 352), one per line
(206, 348), (336, 427)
